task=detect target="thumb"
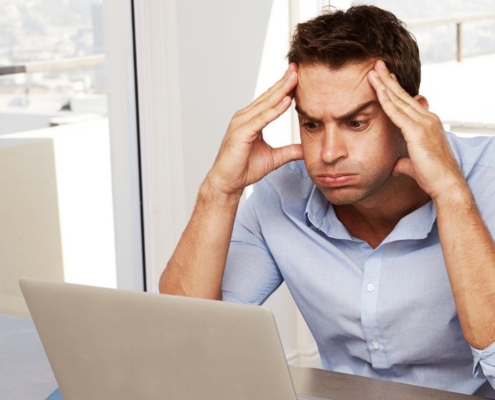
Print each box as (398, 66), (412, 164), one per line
(393, 157), (416, 178)
(272, 144), (304, 170)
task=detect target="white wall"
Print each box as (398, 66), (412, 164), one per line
(176, 1), (275, 212)
(134, 0), (276, 292)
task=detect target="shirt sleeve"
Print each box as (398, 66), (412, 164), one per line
(471, 341), (495, 389)
(457, 136), (495, 390)
(222, 181), (284, 305)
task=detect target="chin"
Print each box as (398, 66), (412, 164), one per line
(319, 187), (367, 206)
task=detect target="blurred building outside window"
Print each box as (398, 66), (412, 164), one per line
(0, 0), (121, 317)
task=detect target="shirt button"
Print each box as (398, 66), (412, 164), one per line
(367, 283), (375, 292)
(372, 341), (381, 350)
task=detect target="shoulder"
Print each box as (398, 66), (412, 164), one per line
(447, 133), (495, 213)
(447, 132), (495, 170)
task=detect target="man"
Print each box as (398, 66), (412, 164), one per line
(160, 5), (495, 396)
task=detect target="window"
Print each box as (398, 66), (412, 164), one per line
(0, 0), (143, 317)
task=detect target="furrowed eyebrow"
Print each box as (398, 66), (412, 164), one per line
(294, 104), (318, 122)
(335, 100), (379, 122)
(295, 100), (379, 123)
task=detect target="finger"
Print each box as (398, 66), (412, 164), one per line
(238, 64), (298, 118)
(238, 95), (293, 140)
(246, 72), (296, 120)
(271, 143), (304, 169)
(368, 69), (426, 135)
(242, 72), (297, 123)
(248, 63), (298, 112)
(393, 157), (416, 179)
(373, 60), (427, 115)
(231, 71), (296, 136)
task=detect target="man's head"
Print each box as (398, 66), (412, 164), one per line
(287, 5), (420, 97)
(287, 6), (427, 208)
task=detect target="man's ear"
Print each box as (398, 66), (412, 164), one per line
(414, 94), (429, 110)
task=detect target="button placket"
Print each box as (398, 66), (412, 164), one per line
(360, 247), (389, 369)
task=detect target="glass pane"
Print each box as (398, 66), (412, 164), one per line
(353, 0), (495, 135)
(0, 0), (118, 317)
(352, 0), (495, 64)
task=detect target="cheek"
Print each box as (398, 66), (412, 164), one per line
(372, 119), (405, 156)
(373, 134), (406, 170)
(387, 128), (407, 158)
(300, 134), (320, 159)
(355, 131), (402, 170)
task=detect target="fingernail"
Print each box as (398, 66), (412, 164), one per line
(377, 60), (387, 69)
(391, 73), (397, 81)
(370, 71), (379, 78)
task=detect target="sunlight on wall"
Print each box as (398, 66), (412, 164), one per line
(253, 0), (292, 151)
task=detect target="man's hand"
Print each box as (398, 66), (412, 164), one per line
(369, 60), (495, 350)
(160, 64), (303, 299)
(368, 60), (466, 201)
(207, 63), (303, 197)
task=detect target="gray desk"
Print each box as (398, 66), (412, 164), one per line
(0, 314), (489, 400)
(290, 365), (488, 400)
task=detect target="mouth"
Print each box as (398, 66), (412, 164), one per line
(314, 173), (356, 187)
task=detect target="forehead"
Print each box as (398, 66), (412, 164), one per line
(296, 61), (377, 119)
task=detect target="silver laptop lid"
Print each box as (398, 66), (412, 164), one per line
(20, 279), (298, 400)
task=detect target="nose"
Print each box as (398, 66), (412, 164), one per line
(320, 126), (348, 164)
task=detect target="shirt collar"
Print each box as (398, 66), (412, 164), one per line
(383, 200), (437, 243)
(304, 185), (437, 243)
(304, 185), (328, 230)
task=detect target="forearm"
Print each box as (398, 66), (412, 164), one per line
(159, 177), (242, 299)
(435, 184), (495, 349)
(369, 60), (495, 349)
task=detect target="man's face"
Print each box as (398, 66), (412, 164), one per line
(295, 61), (407, 207)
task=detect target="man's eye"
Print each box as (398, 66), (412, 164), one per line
(303, 121), (319, 131)
(347, 120), (366, 129)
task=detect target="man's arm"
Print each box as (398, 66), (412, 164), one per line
(159, 64), (303, 299)
(368, 60), (495, 350)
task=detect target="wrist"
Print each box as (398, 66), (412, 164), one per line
(432, 180), (474, 211)
(199, 174), (243, 208)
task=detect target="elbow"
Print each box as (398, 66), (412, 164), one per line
(158, 261), (181, 295)
(158, 271), (168, 294)
(158, 261), (223, 300)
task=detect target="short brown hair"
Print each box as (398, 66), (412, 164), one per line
(287, 5), (421, 96)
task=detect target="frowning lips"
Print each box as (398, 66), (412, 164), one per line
(314, 172), (357, 187)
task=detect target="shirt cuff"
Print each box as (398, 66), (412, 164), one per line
(472, 340), (495, 388)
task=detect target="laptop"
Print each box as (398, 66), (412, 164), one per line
(20, 279), (328, 400)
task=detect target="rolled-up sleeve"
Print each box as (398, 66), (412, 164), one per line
(222, 181), (284, 305)
(472, 341), (495, 389)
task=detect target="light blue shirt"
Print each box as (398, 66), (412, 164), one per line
(222, 132), (495, 397)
